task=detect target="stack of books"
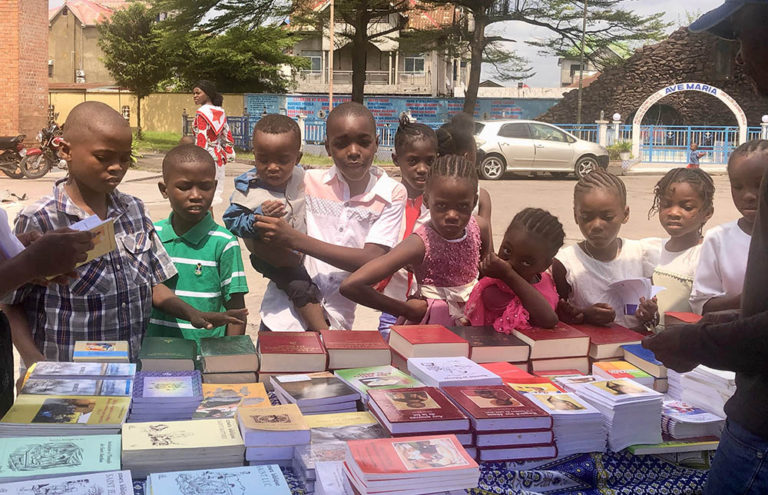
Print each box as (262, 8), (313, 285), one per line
(315, 460), (354, 495)
(389, 325), (469, 370)
(73, 340), (130, 363)
(507, 379), (565, 395)
(0, 435), (122, 483)
(237, 403), (310, 467)
(19, 376), (133, 397)
(193, 382), (270, 419)
(26, 362), (136, 381)
(447, 326), (530, 365)
(305, 411), (388, 444)
(407, 357), (503, 388)
(257, 332), (328, 385)
(128, 370), (203, 422)
(444, 385), (556, 462)
(122, 418), (245, 478)
(574, 378), (663, 451)
(571, 323), (642, 363)
(679, 366), (736, 417)
(137, 336), (197, 371)
(293, 443), (348, 493)
(334, 365), (424, 404)
(0, 470), (133, 494)
(271, 372), (361, 415)
(146, 465), (291, 494)
(343, 435), (480, 494)
(662, 400), (725, 439)
(592, 361), (654, 388)
(622, 344), (668, 392)
(480, 362), (532, 381)
(527, 392), (607, 456)
(667, 370), (683, 400)
(200, 335), (259, 383)
(552, 374), (600, 393)
(320, 330), (390, 369)
(512, 322), (590, 374)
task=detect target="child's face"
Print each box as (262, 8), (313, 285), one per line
(394, 138), (436, 197)
(424, 176), (477, 240)
(498, 227), (553, 283)
(729, 153), (766, 230)
(159, 160), (216, 225)
(252, 130), (302, 189)
(574, 189), (629, 250)
(61, 124), (132, 195)
(325, 115), (378, 186)
(691, 144), (698, 151)
(658, 181), (712, 238)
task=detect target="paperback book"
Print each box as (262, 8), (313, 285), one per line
(193, 383), (270, 420)
(443, 385), (552, 431)
(0, 396), (130, 436)
(146, 465), (290, 495)
(407, 357), (503, 388)
(334, 366), (424, 401)
(73, 341), (130, 363)
(0, 470), (132, 495)
(28, 362), (136, 380)
(304, 411), (388, 444)
(20, 378), (133, 397)
(237, 403), (310, 447)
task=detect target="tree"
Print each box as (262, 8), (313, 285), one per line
(99, 3), (169, 139)
(415, 0), (668, 114)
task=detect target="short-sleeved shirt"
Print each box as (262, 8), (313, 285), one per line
(5, 179), (177, 362)
(146, 213), (248, 344)
(689, 149), (701, 165)
(260, 166), (407, 331)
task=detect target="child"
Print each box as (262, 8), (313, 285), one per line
(375, 115), (438, 337)
(687, 143), (706, 169)
(690, 140), (768, 314)
(146, 144), (249, 345)
(465, 208), (563, 333)
(253, 102), (407, 331)
(223, 114), (327, 331)
(340, 155), (491, 326)
(1, 102), (245, 365)
(552, 169), (656, 329)
(646, 168), (714, 327)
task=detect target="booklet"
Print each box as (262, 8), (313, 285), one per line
(70, 215), (117, 266)
(608, 278), (666, 316)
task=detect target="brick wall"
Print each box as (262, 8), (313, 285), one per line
(0, 0), (48, 139)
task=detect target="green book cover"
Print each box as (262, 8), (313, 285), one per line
(200, 335), (256, 357)
(138, 337), (196, 361)
(627, 436), (719, 455)
(334, 365), (424, 395)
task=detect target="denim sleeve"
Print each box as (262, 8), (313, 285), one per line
(223, 203), (261, 239)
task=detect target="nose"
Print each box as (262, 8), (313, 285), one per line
(189, 187), (203, 200)
(445, 209), (460, 223)
(415, 162), (429, 175)
(666, 206), (682, 219)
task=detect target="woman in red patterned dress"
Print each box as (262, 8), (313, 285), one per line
(192, 80), (235, 205)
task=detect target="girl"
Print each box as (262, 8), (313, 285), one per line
(465, 208), (563, 333)
(690, 140), (768, 314)
(552, 169), (656, 329)
(646, 168), (714, 327)
(192, 80), (235, 205)
(340, 155), (491, 326)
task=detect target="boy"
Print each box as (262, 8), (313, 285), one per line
(147, 144), (249, 344)
(223, 114), (327, 331)
(687, 143), (705, 169)
(254, 102), (407, 330)
(1, 102), (245, 366)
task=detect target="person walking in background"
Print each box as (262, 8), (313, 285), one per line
(192, 80), (235, 206)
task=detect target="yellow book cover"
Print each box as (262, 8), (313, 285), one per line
(122, 418), (243, 451)
(238, 403), (309, 432)
(507, 382), (562, 394)
(305, 411), (377, 429)
(193, 383), (270, 419)
(201, 382), (268, 401)
(1, 395), (130, 425)
(594, 360), (652, 379)
(74, 216), (117, 266)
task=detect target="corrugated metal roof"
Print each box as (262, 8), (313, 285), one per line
(49, 0), (128, 27)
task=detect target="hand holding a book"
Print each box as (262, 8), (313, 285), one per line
(189, 307), (249, 330)
(636, 297), (658, 324)
(642, 330), (698, 373)
(20, 228), (94, 282)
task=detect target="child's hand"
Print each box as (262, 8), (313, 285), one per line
(557, 299), (584, 324)
(582, 303), (615, 326)
(254, 215), (296, 248)
(403, 298), (428, 323)
(636, 296), (658, 323)
(260, 200), (286, 218)
(479, 252), (512, 280)
(23, 228), (94, 279)
(191, 308), (249, 329)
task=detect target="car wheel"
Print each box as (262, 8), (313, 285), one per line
(479, 154), (506, 180)
(574, 156), (599, 179)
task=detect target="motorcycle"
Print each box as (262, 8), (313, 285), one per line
(21, 120), (67, 179)
(0, 135), (27, 179)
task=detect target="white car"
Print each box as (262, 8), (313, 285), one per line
(474, 120), (610, 180)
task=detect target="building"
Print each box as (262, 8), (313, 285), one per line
(557, 44), (630, 88)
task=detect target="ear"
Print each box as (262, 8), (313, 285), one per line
(158, 181), (168, 198)
(391, 152), (398, 166)
(702, 205), (714, 224)
(295, 151), (303, 166)
(622, 205), (630, 224)
(59, 139), (73, 163)
(324, 139), (331, 157)
(422, 189), (430, 208)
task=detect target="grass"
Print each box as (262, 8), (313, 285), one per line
(133, 131), (183, 153)
(300, 153), (393, 168)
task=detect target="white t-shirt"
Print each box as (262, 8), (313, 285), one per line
(644, 238), (703, 324)
(556, 238), (656, 328)
(689, 220), (751, 314)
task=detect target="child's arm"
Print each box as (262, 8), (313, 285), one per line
(689, 235), (736, 314)
(2, 303), (44, 367)
(551, 258), (615, 325)
(477, 189), (493, 253)
(339, 235), (426, 321)
(224, 293), (246, 336)
(152, 284), (248, 330)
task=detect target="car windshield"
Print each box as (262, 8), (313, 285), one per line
(474, 123), (485, 135)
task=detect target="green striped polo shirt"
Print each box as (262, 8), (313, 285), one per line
(146, 212), (248, 344)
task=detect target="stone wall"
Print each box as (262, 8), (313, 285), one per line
(538, 28), (768, 126)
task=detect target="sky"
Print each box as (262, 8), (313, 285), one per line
(49, 0), (725, 87)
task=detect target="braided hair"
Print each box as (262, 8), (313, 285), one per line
(426, 154), (478, 193)
(394, 114), (437, 152)
(649, 167), (715, 218)
(573, 169), (627, 207)
(728, 139), (768, 172)
(436, 112), (477, 159)
(507, 208), (565, 257)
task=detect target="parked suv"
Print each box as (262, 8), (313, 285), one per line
(474, 120), (609, 180)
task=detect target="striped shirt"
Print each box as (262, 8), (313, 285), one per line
(146, 213), (248, 343)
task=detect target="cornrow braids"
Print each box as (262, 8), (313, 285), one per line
(394, 114), (437, 152)
(728, 139), (768, 171)
(436, 119), (476, 158)
(426, 154), (478, 192)
(507, 208), (566, 256)
(649, 167), (715, 218)
(573, 169), (627, 207)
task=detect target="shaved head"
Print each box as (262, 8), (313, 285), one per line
(327, 102), (376, 134)
(63, 101), (131, 144)
(162, 144), (215, 180)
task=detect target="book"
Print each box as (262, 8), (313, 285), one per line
(606, 278), (665, 318)
(257, 332), (327, 373)
(662, 400), (725, 439)
(443, 385), (553, 431)
(270, 372), (360, 407)
(199, 335), (259, 373)
(130, 371), (203, 422)
(389, 325), (469, 359)
(407, 357), (503, 389)
(20, 378), (133, 397)
(530, 356), (590, 374)
(334, 366), (424, 401)
(526, 392), (607, 456)
(146, 465), (291, 495)
(570, 323), (643, 360)
(592, 361), (654, 387)
(304, 411), (388, 444)
(627, 435), (719, 455)
(0, 396), (130, 436)
(294, 443), (348, 479)
(237, 403), (310, 446)
(476, 443), (558, 462)
(0, 435), (121, 483)
(0, 470), (133, 494)
(533, 369), (585, 379)
(28, 362), (136, 380)
(664, 312), (703, 326)
(138, 337), (197, 372)
(480, 362), (532, 381)
(193, 383), (270, 419)
(73, 341), (130, 363)
(367, 387), (469, 435)
(203, 372), (258, 384)
(70, 215), (117, 267)
(447, 326), (530, 363)
(622, 344), (667, 378)
(314, 460), (355, 495)
(320, 330), (391, 369)
(505, 378), (564, 394)
(512, 322), (589, 359)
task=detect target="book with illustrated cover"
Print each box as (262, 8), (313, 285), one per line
(258, 332), (327, 373)
(0, 470), (133, 494)
(570, 323), (643, 359)
(193, 383), (269, 420)
(237, 404), (310, 446)
(389, 325), (469, 359)
(305, 411), (387, 443)
(407, 357), (503, 388)
(146, 465), (290, 495)
(443, 385), (552, 431)
(271, 372), (360, 406)
(512, 323), (590, 359)
(319, 330), (390, 369)
(70, 215), (117, 267)
(334, 366), (424, 399)
(199, 335), (259, 373)
(132, 371), (202, 402)
(368, 387), (469, 435)
(592, 361), (654, 387)
(73, 341), (130, 363)
(121, 419), (244, 453)
(20, 379), (133, 397)
(0, 395), (130, 429)
(506, 379), (564, 394)
(28, 362), (136, 380)
(448, 326), (530, 363)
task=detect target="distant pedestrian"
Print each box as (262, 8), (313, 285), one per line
(192, 80), (235, 205)
(687, 143), (705, 169)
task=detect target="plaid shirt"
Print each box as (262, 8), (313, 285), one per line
(6, 179), (177, 362)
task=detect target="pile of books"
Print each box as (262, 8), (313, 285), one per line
(315, 460), (354, 495)
(447, 326), (530, 365)
(335, 365), (424, 404)
(527, 392), (607, 456)
(679, 366), (736, 417)
(389, 325), (470, 370)
(512, 322), (590, 374)
(572, 323), (642, 363)
(320, 330), (390, 370)
(137, 336), (196, 371)
(257, 332), (328, 386)
(343, 435), (480, 494)
(128, 370), (203, 422)
(238, 403), (310, 467)
(73, 340), (130, 363)
(293, 442), (348, 493)
(667, 370), (683, 400)
(193, 382), (270, 419)
(407, 357), (503, 388)
(574, 378), (663, 451)
(0, 470), (133, 494)
(305, 411), (388, 444)
(592, 361), (654, 388)
(25, 361), (136, 382)
(622, 344), (668, 392)
(145, 465), (291, 494)
(271, 372), (361, 415)
(200, 335), (260, 383)
(121, 418), (245, 478)
(662, 400), (725, 439)
(444, 384), (556, 462)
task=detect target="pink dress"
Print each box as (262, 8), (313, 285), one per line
(464, 271), (559, 334)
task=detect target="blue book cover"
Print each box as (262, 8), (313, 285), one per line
(146, 465), (291, 494)
(621, 344), (662, 366)
(133, 480), (146, 495)
(132, 371), (202, 402)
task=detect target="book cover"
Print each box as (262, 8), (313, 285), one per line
(133, 371), (202, 401)
(513, 323), (589, 359)
(662, 401), (724, 423)
(70, 215), (117, 267)
(443, 385), (552, 422)
(627, 435), (719, 455)
(121, 419), (243, 451)
(1, 396), (129, 426)
(200, 335), (257, 357)
(593, 361), (652, 380)
(506, 379), (564, 394)
(480, 362), (532, 381)
(368, 387), (467, 424)
(533, 369), (585, 379)
(237, 404), (309, 433)
(514, 322), (587, 341)
(320, 330), (388, 350)
(28, 362), (136, 379)
(582, 378), (660, 401)
(407, 357), (503, 387)
(528, 392), (600, 415)
(73, 341), (129, 361)
(346, 435), (477, 474)
(390, 325), (467, 345)
(448, 326), (530, 362)
(334, 366), (424, 395)
(622, 344), (663, 366)
(193, 383), (270, 420)
(305, 412), (387, 443)
(258, 332), (325, 355)
(138, 337), (196, 361)
(571, 323), (642, 359)
(20, 379), (133, 397)
(0, 470), (133, 494)
(146, 465), (290, 494)
(272, 373), (359, 403)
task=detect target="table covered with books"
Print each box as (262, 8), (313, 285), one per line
(0, 323), (729, 495)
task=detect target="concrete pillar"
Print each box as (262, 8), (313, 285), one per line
(596, 119), (609, 146)
(762, 116), (768, 140)
(297, 113), (306, 150)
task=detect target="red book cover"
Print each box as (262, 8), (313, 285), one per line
(258, 332), (326, 354)
(480, 362), (532, 381)
(664, 312), (703, 324)
(320, 330), (388, 350)
(368, 387), (468, 424)
(570, 323), (643, 345)
(514, 322), (588, 341)
(390, 325), (468, 345)
(346, 434), (478, 475)
(442, 385), (551, 423)
(390, 349), (408, 372)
